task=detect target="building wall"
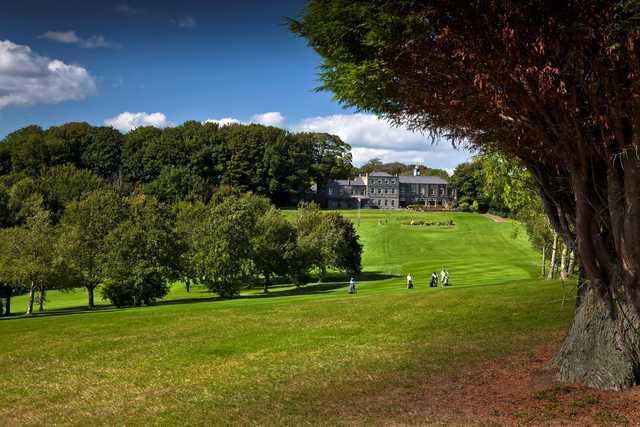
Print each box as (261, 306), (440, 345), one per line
(366, 175), (399, 209)
(326, 174), (456, 209)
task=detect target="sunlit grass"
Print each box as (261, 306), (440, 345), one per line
(0, 211), (573, 425)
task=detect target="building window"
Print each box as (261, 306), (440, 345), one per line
(384, 199), (388, 206)
(378, 179), (382, 184)
(384, 188), (388, 194)
(391, 200), (395, 206)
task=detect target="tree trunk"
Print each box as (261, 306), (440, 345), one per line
(551, 287), (640, 391)
(185, 279), (190, 293)
(38, 285), (46, 312)
(559, 245), (568, 280)
(87, 285), (95, 309)
(567, 250), (576, 278)
(541, 244), (546, 277)
(26, 282), (35, 316)
(547, 233), (558, 280)
(263, 273), (270, 293)
(4, 295), (10, 317)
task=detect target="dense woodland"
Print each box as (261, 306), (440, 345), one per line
(0, 121), (353, 214)
(0, 121), (363, 316)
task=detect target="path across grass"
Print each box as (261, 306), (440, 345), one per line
(0, 211), (574, 425)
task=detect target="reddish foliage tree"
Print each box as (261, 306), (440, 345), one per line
(293, 0), (640, 390)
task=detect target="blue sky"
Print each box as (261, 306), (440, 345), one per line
(0, 0), (471, 169)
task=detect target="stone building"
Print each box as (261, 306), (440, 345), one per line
(326, 166), (456, 209)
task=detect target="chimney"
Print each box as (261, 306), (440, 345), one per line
(413, 165), (420, 176)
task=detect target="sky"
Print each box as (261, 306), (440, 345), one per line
(0, 0), (472, 169)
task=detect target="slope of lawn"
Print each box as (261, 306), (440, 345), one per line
(0, 211), (575, 425)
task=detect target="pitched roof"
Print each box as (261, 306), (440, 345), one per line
(398, 175), (448, 184)
(368, 171), (393, 177)
(333, 177), (366, 186)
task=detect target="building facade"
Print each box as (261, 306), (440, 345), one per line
(326, 168), (456, 209)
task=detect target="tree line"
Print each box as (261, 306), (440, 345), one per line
(0, 120), (362, 316)
(0, 121), (353, 213)
(357, 158), (449, 178)
(0, 187), (362, 315)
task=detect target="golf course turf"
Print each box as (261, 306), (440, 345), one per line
(0, 211), (576, 425)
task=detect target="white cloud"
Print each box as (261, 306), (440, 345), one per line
(170, 16), (197, 28)
(203, 117), (241, 126)
(38, 30), (80, 44)
(106, 110), (471, 169)
(250, 111), (285, 127)
(38, 30), (120, 49)
(104, 112), (172, 132)
(292, 113), (472, 168)
(0, 40), (96, 108)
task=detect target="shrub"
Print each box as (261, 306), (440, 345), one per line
(457, 201), (470, 212)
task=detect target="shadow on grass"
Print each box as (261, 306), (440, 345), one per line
(0, 271), (400, 321)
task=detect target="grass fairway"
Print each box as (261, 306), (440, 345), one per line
(0, 211), (574, 425)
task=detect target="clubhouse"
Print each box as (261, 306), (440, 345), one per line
(326, 167), (457, 209)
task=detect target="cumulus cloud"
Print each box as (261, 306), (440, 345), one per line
(170, 16), (197, 28)
(38, 30), (120, 49)
(106, 110), (471, 169)
(292, 113), (472, 168)
(104, 112), (172, 132)
(0, 40), (96, 108)
(250, 111), (285, 127)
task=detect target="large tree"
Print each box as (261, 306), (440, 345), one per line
(293, 0), (640, 390)
(60, 189), (127, 308)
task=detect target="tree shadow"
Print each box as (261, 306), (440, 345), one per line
(0, 271), (401, 320)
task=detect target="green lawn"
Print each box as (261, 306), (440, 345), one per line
(0, 211), (574, 425)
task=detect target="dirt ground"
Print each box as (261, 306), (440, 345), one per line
(402, 345), (640, 426)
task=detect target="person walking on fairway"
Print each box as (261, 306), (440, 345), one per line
(406, 273), (414, 289)
(442, 272), (449, 287)
(440, 268), (447, 287)
(348, 277), (357, 294)
(430, 272), (438, 287)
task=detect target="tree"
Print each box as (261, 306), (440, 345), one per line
(449, 161), (489, 212)
(318, 212), (363, 276)
(293, 0), (640, 390)
(251, 208), (297, 292)
(295, 203), (362, 279)
(60, 189), (127, 308)
(0, 198), (63, 315)
(100, 196), (183, 307)
(174, 200), (209, 292)
(193, 194), (271, 297)
(82, 126), (123, 180)
(38, 164), (106, 221)
(143, 165), (211, 204)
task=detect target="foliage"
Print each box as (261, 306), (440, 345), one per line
(100, 196), (183, 307)
(358, 158), (449, 178)
(60, 189), (127, 308)
(0, 121), (354, 207)
(449, 161), (488, 212)
(251, 207), (298, 291)
(192, 194), (271, 297)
